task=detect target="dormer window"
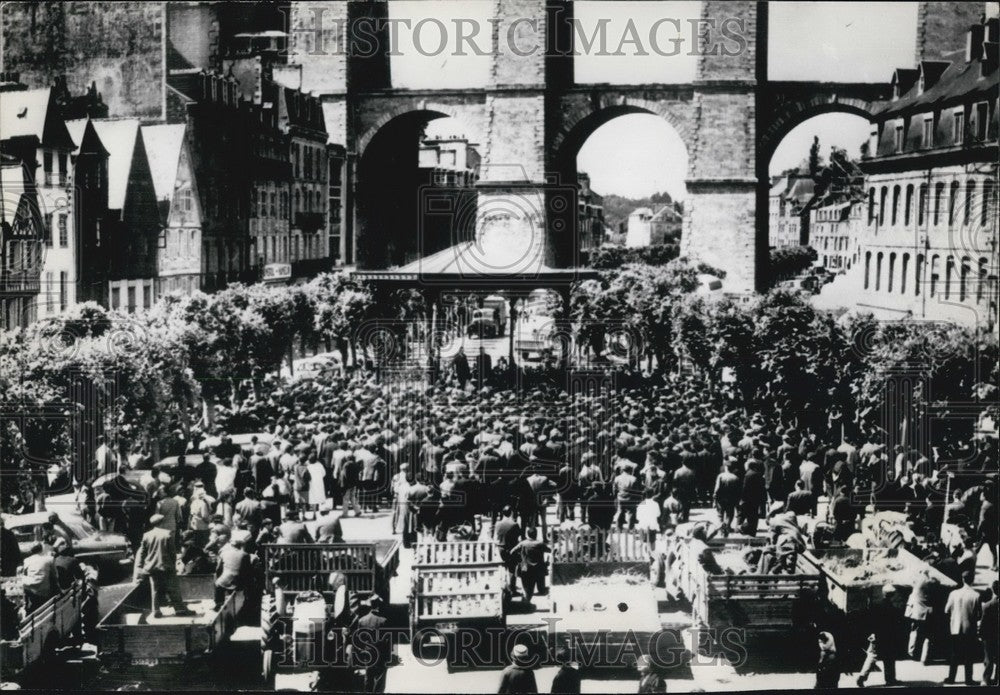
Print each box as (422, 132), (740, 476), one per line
(894, 123), (904, 152)
(973, 101), (989, 141)
(953, 108), (965, 145)
(922, 115), (934, 149)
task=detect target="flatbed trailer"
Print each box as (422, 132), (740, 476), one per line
(801, 547), (957, 663)
(663, 533), (820, 634)
(0, 579), (85, 679)
(546, 528), (672, 669)
(95, 575), (244, 666)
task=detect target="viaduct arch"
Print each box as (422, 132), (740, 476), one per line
(285, 1), (981, 293)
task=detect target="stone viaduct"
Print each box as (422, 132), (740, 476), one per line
(285, 1), (982, 293)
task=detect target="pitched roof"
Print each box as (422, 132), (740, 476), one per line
(877, 57), (999, 118)
(0, 88), (52, 141)
(141, 123), (186, 203)
(90, 119), (141, 210)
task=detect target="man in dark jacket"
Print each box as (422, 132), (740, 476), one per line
(550, 648), (581, 694)
(0, 517), (22, 577)
(713, 462), (741, 531)
(351, 594), (392, 693)
(980, 579), (999, 686)
(453, 347), (471, 389)
(511, 528), (550, 603)
(278, 510), (314, 543)
(133, 514), (195, 618)
(739, 461), (767, 536)
(194, 454), (219, 499)
(498, 644), (537, 693)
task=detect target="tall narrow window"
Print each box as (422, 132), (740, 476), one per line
(945, 256), (955, 299)
(915, 254), (924, 296)
(949, 181), (959, 225)
(953, 110), (965, 144)
(960, 257), (970, 302)
(974, 102), (988, 140)
(934, 182), (945, 225)
(891, 186), (901, 225)
(978, 257), (989, 303)
(868, 188), (876, 224)
(864, 252), (871, 289)
(905, 184), (914, 226)
(918, 184), (928, 225)
(901, 254), (909, 294)
(922, 116), (934, 148)
(894, 124), (904, 151)
(876, 252), (884, 291)
(58, 214), (68, 247)
(879, 187), (888, 225)
(59, 271), (67, 311)
(965, 182), (974, 225)
(888, 253), (896, 293)
(930, 255), (940, 297)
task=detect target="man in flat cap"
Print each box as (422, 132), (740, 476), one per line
(134, 514), (195, 618)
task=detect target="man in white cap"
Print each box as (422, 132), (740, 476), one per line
(134, 514), (195, 618)
(497, 643), (537, 693)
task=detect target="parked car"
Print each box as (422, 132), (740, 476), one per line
(1, 511), (131, 578)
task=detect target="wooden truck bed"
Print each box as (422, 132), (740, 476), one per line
(411, 542), (506, 641)
(0, 580), (84, 678)
(547, 528), (663, 668)
(802, 547), (957, 614)
(671, 535), (821, 633)
(96, 575), (243, 664)
(262, 540), (400, 602)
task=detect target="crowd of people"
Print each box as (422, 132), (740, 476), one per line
(1, 348), (997, 690)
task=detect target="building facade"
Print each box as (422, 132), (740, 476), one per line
(858, 17), (999, 331)
(90, 119), (160, 313)
(768, 173), (816, 249)
(0, 88), (78, 320)
(0, 156), (44, 329)
(65, 118), (111, 306)
(625, 204), (681, 248)
(143, 123), (202, 296)
(577, 173), (605, 253)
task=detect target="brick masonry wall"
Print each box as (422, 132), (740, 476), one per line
(1, 2), (165, 120)
(915, 2), (984, 63)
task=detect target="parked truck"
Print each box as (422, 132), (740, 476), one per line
(1, 579), (86, 680)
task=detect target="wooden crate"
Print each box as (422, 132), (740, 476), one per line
(414, 541), (497, 566)
(664, 534), (767, 601)
(262, 541), (399, 600)
(411, 565), (505, 621)
(547, 527), (648, 564)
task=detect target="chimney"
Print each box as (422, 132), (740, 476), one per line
(967, 23), (985, 62)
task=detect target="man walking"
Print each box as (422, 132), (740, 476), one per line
(134, 514), (195, 618)
(944, 570), (982, 685)
(511, 528), (549, 604)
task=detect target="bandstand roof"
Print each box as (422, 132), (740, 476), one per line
(352, 242), (597, 291)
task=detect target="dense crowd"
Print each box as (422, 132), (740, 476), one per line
(1, 351), (997, 690)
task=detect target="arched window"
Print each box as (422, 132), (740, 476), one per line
(901, 253), (909, 294)
(905, 184), (914, 226)
(964, 181), (974, 225)
(934, 182), (945, 225)
(876, 252), (884, 291)
(868, 188), (876, 224)
(945, 256), (955, 299)
(879, 187), (888, 225)
(888, 252), (896, 293)
(294, 189), (300, 214)
(949, 181), (959, 225)
(864, 251), (872, 289)
(930, 255), (939, 297)
(978, 257), (989, 303)
(918, 184), (928, 225)
(915, 254), (924, 296)
(960, 257), (970, 302)
(891, 185), (901, 225)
